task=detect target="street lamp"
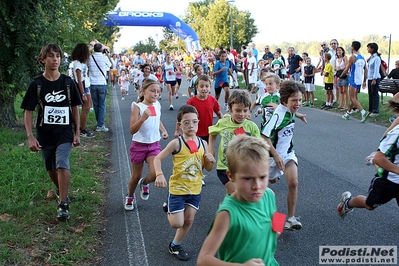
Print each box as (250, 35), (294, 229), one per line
(383, 34), (392, 72)
(175, 21), (181, 54)
(227, 0), (235, 48)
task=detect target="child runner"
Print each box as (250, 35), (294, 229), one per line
(338, 99), (399, 219)
(155, 65), (164, 100)
(209, 90), (261, 195)
(188, 64), (203, 98)
(21, 43), (82, 220)
(153, 104), (216, 261)
(261, 80), (307, 230)
(124, 79), (168, 211)
(213, 50), (235, 111)
(197, 135), (279, 266)
(256, 73), (281, 130)
(118, 69), (130, 101)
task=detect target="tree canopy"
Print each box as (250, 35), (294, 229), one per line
(0, 0), (118, 127)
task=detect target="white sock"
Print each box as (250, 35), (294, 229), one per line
(361, 109), (366, 115)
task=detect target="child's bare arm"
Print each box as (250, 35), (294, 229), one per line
(296, 112), (308, 124)
(373, 151), (399, 175)
(197, 211), (230, 266)
(153, 139), (179, 188)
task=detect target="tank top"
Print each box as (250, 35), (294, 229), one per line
(169, 136), (205, 195)
(131, 101), (161, 143)
(350, 54), (365, 86)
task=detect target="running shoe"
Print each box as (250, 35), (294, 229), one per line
(361, 111), (370, 123)
(337, 191), (352, 219)
(124, 196), (134, 211)
(57, 201), (70, 220)
(139, 178), (149, 200)
(169, 242), (190, 261)
(284, 216), (302, 230)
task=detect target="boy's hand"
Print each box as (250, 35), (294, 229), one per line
(204, 153), (216, 164)
(296, 112), (308, 124)
(155, 174), (167, 188)
(274, 155), (285, 172)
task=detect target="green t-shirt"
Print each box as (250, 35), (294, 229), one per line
(209, 117), (261, 170)
(212, 189), (279, 265)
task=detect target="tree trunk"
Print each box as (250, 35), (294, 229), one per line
(0, 97), (18, 128)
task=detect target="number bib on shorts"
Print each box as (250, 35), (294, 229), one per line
(43, 106), (69, 125)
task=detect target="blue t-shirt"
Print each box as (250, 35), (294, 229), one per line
(213, 60), (231, 89)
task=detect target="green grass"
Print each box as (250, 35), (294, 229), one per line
(0, 89), (113, 265)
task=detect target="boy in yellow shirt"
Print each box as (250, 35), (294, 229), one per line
(322, 53), (334, 109)
(153, 105), (216, 261)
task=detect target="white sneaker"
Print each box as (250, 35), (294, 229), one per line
(224, 104), (229, 111)
(96, 126), (109, 132)
(284, 216), (302, 230)
(169, 105), (174, 111)
(89, 108), (94, 112)
(337, 191), (352, 219)
(121, 97), (125, 101)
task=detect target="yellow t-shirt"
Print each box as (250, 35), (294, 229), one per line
(324, 62), (334, 84)
(184, 55), (195, 66)
(169, 137), (205, 195)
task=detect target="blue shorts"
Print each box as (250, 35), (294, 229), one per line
(41, 142), (72, 171)
(165, 194), (201, 214)
(217, 169), (230, 185)
(349, 81), (361, 90)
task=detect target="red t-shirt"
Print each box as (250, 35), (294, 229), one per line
(187, 95), (220, 137)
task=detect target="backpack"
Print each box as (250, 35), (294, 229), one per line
(34, 74), (72, 127)
(380, 60), (388, 80)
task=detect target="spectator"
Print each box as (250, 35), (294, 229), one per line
(366, 42), (381, 117)
(287, 47), (303, 81)
(388, 60), (399, 79)
(88, 43), (112, 132)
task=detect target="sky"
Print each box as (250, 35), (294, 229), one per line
(113, 0), (397, 52)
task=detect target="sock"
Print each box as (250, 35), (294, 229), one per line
(345, 198), (352, 209)
(346, 111), (350, 116)
(171, 240), (180, 247)
(361, 109), (366, 115)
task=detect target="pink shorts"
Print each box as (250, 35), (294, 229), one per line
(130, 141), (161, 164)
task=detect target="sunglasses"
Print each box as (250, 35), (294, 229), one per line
(330, 43), (337, 45)
(321, 44), (326, 47)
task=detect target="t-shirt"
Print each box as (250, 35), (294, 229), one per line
(376, 125), (399, 184)
(187, 95), (220, 137)
(261, 104), (296, 156)
(271, 59), (283, 75)
(324, 62), (334, 84)
(304, 65), (315, 84)
(20, 74), (82, 148)
(169, 136), (205, 195)
(209, 118), (260, 170)
(213, 60), (231, 88)
(259, 92), (280, 129)
(211, 189), (279, 265)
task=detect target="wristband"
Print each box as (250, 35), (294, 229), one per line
(82, 93), (86, 96)
(27, 133), (34, 137)
(156, 173), (164, 177)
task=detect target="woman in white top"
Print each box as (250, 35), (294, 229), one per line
(335, 47), (349, 110)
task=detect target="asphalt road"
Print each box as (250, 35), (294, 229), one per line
(101, 79), (399, 266)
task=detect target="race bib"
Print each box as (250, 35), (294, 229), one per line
(44, 106), (69, 125)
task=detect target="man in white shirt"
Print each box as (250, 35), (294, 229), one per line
(88, 43), (112, 132)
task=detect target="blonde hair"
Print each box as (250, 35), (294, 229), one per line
(262, 73), (281, 84)
(226, 135), (270, 174)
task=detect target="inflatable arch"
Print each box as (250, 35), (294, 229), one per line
(105, 11), (201, 52)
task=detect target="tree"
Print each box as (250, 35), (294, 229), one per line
(0, 0), (118, 128)
(183, 0), (258, 50)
